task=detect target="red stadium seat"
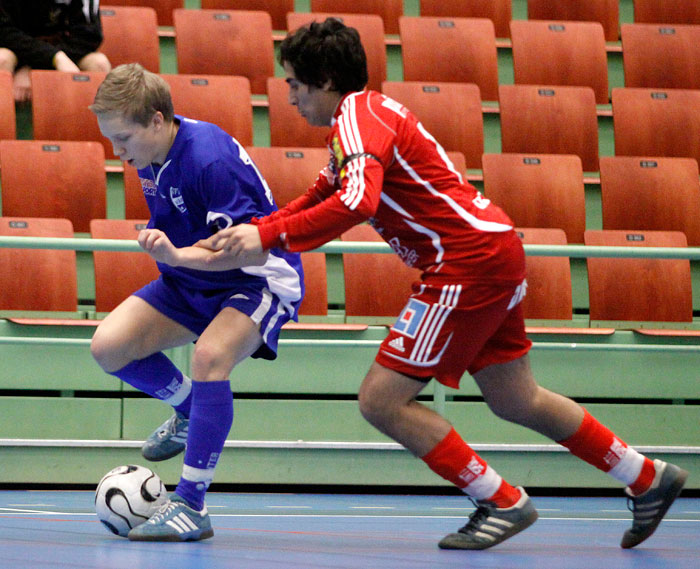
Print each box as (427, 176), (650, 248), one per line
(499, 84), (599, 172)
(90, 219), (160, 313)
(310, 0), (402, 34)
(527, 0), (620, 42)
(483, 153), (586, 243)
(419, 0), (512, 39)
(0, 70), (16, 140)
(201, 0), (293, 30)
(399, 16), (499, 101)
(100, 0), (183, 26)
(173, 9), (274, 94)
(0, 140), (106, 233)
(99, 6), (160, 72)
(0, 217), (77, 312)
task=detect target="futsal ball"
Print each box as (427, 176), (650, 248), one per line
(95, 464), (167, 537)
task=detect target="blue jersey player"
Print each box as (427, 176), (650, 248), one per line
(89, 63), (303, 541)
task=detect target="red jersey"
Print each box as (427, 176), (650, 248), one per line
(257, 90), (525, 284)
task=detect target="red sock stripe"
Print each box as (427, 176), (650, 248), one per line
(421, 428), (481, 489)
(558, 408), (625, 473)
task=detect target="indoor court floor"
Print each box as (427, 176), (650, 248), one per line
(0, 490), (698, 568)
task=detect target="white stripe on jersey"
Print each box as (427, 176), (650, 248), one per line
(404, 219), (445, 264)
(338, 94), (364, 155)
(394, 148), (512, 233)
(380, 193), (415, 218)
(261, 302), (286, 343)
(340, 156), (367, 211)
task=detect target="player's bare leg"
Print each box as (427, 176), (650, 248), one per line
(358, 362), (538, 549)
(474, 354), (688, 548)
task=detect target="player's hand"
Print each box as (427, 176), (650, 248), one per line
(201, 224), (264, 256)
(137, 228), (179, 265)
(13, 66), (32, 103)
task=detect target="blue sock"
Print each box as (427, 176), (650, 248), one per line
(109, 353), (192, 417)
(176, 380), (233, 511)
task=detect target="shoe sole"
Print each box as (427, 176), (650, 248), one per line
(141, 446), (186, 462)
(128, 528), (214, 542)
(620, 467), (689, 549)
(438, 509), (539, 550)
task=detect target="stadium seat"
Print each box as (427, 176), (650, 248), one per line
(498, 84), (599, 172)
(173, 9), (274, 94)
(100, 0), (183, 26)
(0, 70), (15, 140)
(161, 74), (253, 145)
(584, 230), (692, 323)
(122, 164), (150, 220)
(510, 20), (609, 104)
(382, 81), (485, 169)
(0, 217), (77, 312)
(621, 23), (700, 90)
(245, 146), (328, 207)
(340, 224), (421, 322)
(287, 12), (387, 92)
(446, 151), (467, 177)
(89, 219), (159, 313)
(482, 153), (586, 243)
(611, 87), (700, 165)
(267, 77), (331, 147)
(398, 16), (499, 101)
(0, 140), (106, 233)
(515, 227), (573, 320)
(30, 70), (112, 158)
(201, 0), (293, 31)
(633, 0), (700, 25)
(298, 252), (329, 316)
(527, 0), (620, 42)
(99, 6), (160, 72)
(419, 0), (512, 39)
(310, 0), (402, 34)
(599, 156), (700, 245)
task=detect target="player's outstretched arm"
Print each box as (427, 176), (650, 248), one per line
(139, 228), (267, 271)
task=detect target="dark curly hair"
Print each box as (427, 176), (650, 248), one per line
(279, 17), (369, 94)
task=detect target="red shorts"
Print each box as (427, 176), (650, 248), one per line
(375, 278), (532, 389)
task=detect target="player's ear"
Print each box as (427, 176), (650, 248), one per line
(321, 79), (335, 92)
(151, 111), (165, 130)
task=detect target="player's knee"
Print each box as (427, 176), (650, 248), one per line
(191, 343), (230, 380)
(0, 48), (18, 71)
(358, 380), (390, 427)
(90, 329), (127, 372)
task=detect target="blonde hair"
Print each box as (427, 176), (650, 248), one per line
(89, 63), (174, 126)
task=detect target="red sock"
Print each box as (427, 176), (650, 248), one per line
(422, 428), (520, 507)
(559, 408), (656, 493)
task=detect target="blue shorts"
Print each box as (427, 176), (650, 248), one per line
(133, 274), (295, 360)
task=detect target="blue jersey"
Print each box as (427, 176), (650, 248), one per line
(136, 116), (304, 316)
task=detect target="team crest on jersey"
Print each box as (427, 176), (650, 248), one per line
(331, 135), (346, 179)
(392, 298), (428, 339)
(139, 177), (157, 197)
(169, 187), (187, 213)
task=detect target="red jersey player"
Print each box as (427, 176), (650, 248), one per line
(203, 18), (688, 550)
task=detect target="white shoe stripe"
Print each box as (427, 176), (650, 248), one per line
(177, 513), (199, 531)
(486, 516), (514, 529)
(166, 520), (185, 534)
(473, 531), (497, 542)
(481, 522), (506, 535)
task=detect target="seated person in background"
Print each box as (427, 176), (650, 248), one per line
(0, 0), (111, 102)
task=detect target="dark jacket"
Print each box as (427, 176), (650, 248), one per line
(0, 0), (103, 69)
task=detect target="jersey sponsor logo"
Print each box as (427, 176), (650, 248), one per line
(139, 177), (157, 197)
(388, 236), (419, 267)
(392, 298), (429, 338)
(388, 336), (405, 352)
(170, 187), (187, 213)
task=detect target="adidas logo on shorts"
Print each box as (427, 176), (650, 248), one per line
(388, 336), (405, 352)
